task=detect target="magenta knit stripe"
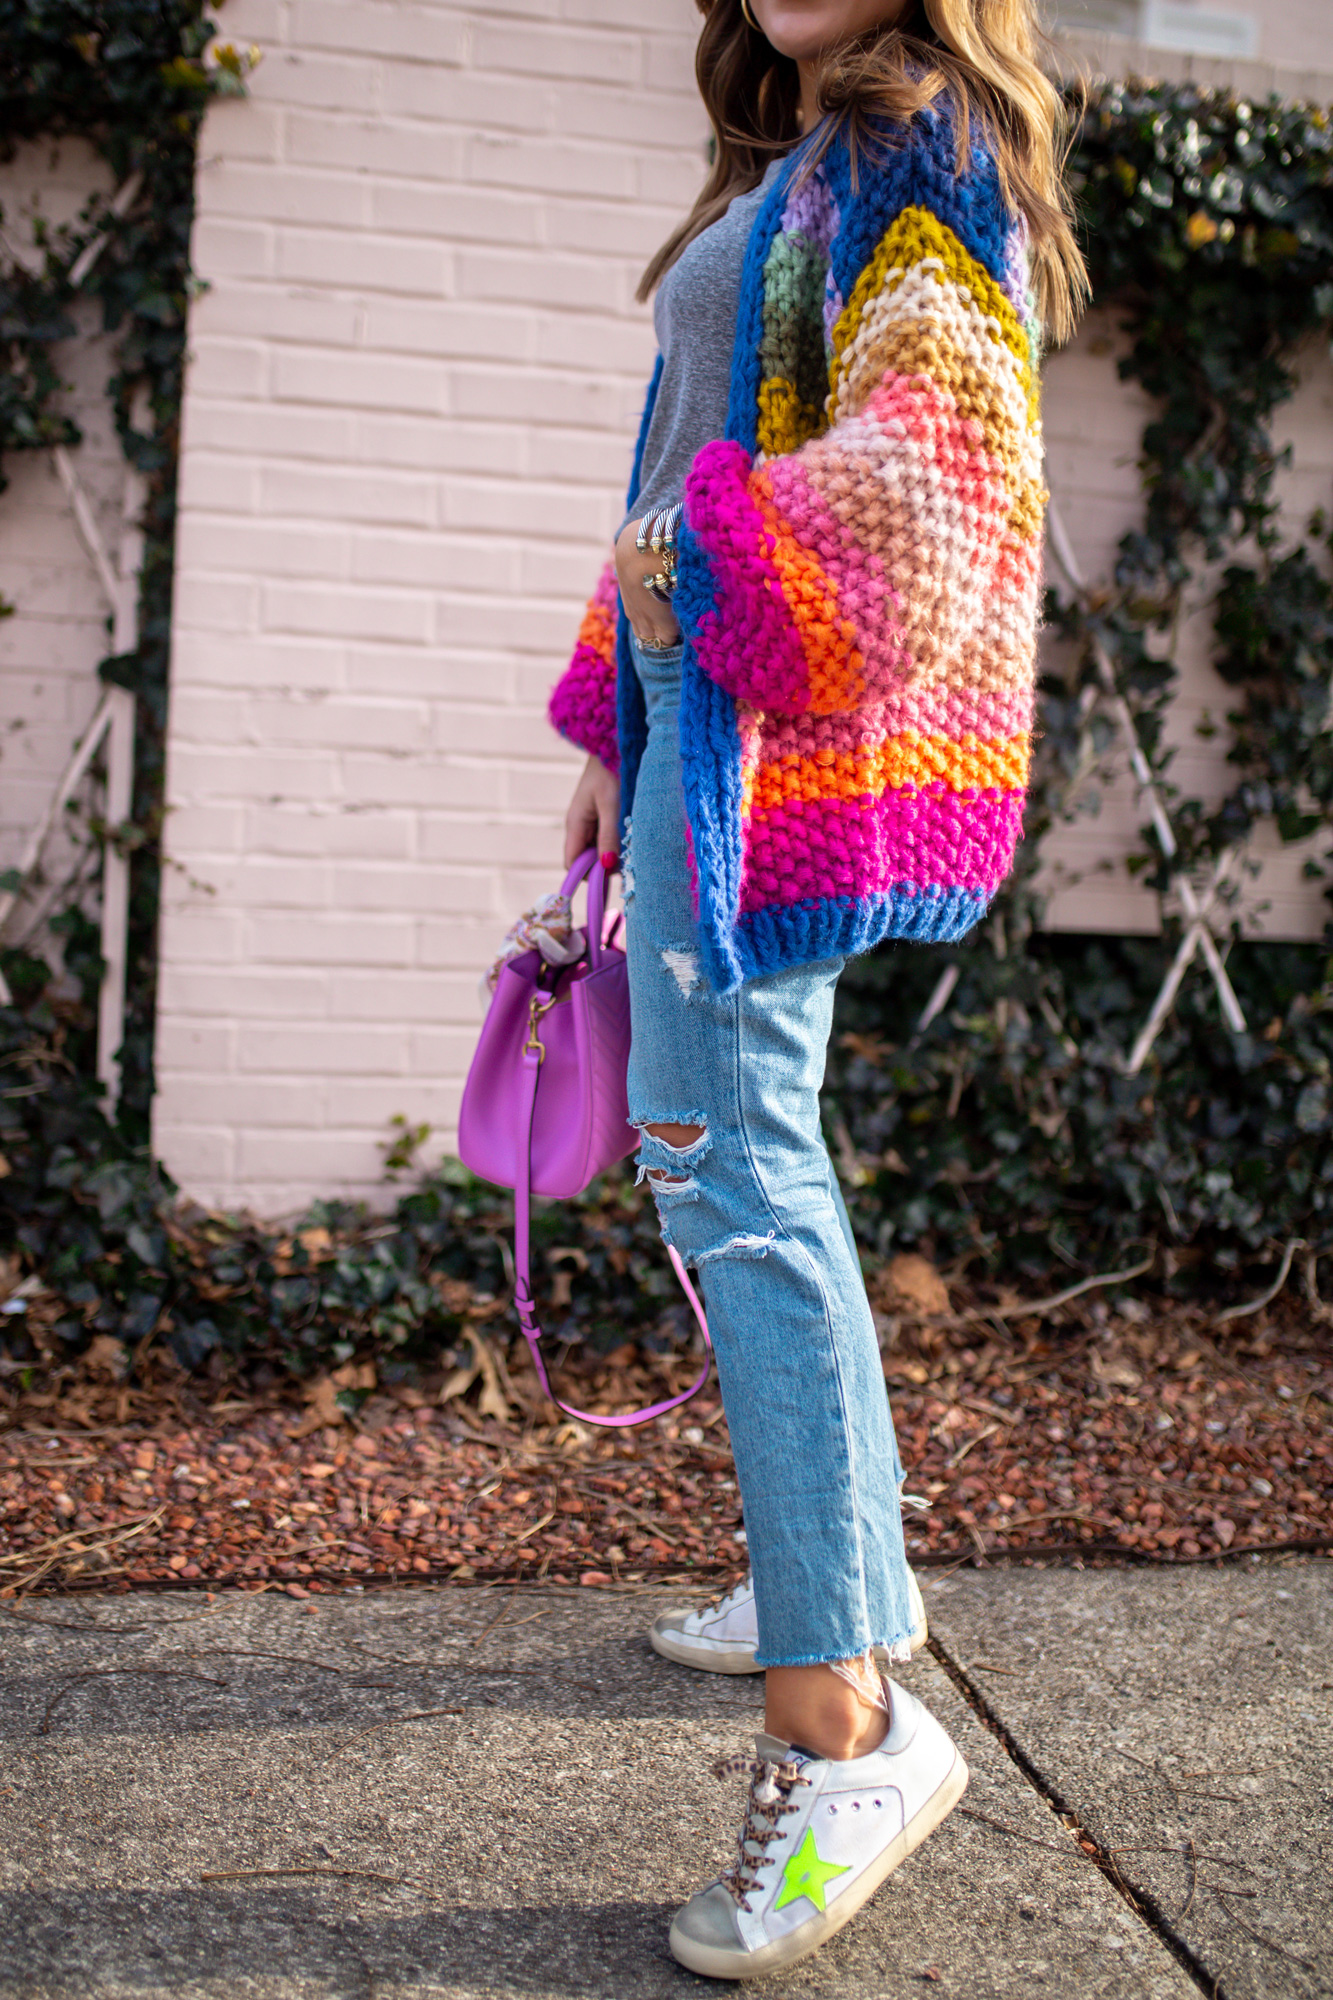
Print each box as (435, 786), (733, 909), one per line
(684, 439), (813, 714)
(547, 564), (619, 772)
(740, 786), (1025, 911)
(548, 653), (619, 772)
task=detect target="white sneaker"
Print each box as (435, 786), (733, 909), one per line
(669, 1680), (967, 1981)
(649, 1569), (929, 1675)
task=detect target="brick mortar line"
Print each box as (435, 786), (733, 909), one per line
(210, 141), (701, 169)
(186, 368), (655, 389)
(924, 1634), (1223, 1998)
(277, 108), (705, 137)
(189, 291), (668, 323)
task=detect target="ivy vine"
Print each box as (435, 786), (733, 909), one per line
(1055, 82), (1333, 889)
(0, 5), (266, 1367)
(0, 0), (255, 1127)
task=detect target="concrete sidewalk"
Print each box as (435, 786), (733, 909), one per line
(0, 1561), (1327, 1999)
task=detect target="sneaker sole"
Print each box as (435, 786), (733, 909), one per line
(668, 1746), (969, 1982)
(648, 1616), (930, 1678)
(648, 1624), (764, 1674)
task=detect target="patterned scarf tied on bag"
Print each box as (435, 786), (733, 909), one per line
(481, 892), (586, 1004)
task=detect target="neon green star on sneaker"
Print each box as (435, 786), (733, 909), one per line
(668, 1680), (968, 1982)
(772, 1827), (850, 1913)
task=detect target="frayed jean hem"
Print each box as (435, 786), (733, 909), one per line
(753, 1628), (916, 1671)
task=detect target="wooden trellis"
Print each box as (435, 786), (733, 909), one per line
(1043, 495), (1247, 1073)
(0, 179), (144, 1110)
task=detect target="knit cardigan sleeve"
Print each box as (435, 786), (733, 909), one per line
(674, 198), (1043, 732)
(546, 559), (620, 773)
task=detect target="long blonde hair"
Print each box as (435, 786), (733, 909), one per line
(639, 0), (1087, 344)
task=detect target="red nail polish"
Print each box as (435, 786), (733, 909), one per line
(600, 850), (618, 871)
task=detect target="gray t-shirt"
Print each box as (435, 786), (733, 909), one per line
(624, 157), (786, 534)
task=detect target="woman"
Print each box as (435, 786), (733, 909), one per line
(548, 0), (1084, 1978)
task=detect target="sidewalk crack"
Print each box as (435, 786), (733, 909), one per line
(926, 1635), (1226, 1999)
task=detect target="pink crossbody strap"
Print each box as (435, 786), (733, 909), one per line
(511, 1045), (712, 1428)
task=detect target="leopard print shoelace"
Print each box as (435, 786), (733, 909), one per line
(712, 1750), (810, 1911)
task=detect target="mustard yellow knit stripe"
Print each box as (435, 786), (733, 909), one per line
(830, 207), (1034, 417)
(758, 376), (824, 461)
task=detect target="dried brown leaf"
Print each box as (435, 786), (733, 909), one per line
(288, 1376), (344, 1439)
(83, 1336), (128, 1382)
(887, 1254), (951, 1316)
(1090, 1351), (1142, 1391)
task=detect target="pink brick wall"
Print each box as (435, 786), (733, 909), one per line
(155, 0), (706, 1211)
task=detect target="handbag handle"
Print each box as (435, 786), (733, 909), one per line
(508, 874), (712, 1427)
(558, 849), (609, 971)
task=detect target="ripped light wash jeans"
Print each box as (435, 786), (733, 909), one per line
(623, 631), (915, 1668)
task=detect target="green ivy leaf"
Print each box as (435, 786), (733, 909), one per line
(157, 55), (209, 90)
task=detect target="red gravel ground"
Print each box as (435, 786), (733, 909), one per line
(1, 1293), (1329, 1597)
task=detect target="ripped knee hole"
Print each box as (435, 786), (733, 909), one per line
(642, 1121), (706, 1190)
(645, 1121), (705, 1149)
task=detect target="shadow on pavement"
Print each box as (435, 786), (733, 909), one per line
(1, 1888), (704, 1999)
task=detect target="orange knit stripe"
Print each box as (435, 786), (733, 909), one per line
(752, 469), (865, 714)
(744, 732), (1030, 813)
(576, 593), (616, 665)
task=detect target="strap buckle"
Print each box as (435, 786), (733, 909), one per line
(524, 992), (558, 1064)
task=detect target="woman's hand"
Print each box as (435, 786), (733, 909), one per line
(565, 753), (621, 871)
(615, 516), (681, 649)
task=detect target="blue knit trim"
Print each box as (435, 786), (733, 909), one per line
(616, 354), (663, 826)
(676, 644), (746, 991)
(824, 108), (1012, 310)
(727, 887), (991, 991)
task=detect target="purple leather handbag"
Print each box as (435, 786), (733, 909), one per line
(458, 850), (710, 1428)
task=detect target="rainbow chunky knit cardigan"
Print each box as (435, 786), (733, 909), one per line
(549, 109), (1045, 992)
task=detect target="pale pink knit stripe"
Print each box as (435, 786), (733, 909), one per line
(750, 685), (1036, 761)
(755, 375), (1024, 705)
